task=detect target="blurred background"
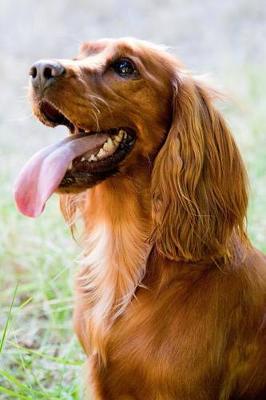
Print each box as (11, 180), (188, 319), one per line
(0, 0), (265, 398)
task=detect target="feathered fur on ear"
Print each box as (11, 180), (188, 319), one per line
(151, 74), (249, 262)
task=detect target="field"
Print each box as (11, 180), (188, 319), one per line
(0, 0), (265, 399)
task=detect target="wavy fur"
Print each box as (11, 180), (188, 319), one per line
(152, 74), (249, 262)
(38, 38), (266, 398)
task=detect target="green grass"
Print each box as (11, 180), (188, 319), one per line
(0, 192), (84, 398)
(0, 66), (265, 399)
(0, 213), (84, 399)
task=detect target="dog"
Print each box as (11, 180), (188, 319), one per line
(14, 38), (266, 399)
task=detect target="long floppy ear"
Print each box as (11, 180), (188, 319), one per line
(151, 74), (248, 262)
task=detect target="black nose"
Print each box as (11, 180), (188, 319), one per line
(29, 60), (65, 90)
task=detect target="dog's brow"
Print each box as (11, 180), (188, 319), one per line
(76, 48), (115, 71)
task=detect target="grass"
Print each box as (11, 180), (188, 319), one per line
(0, 194), (84, 399)
(0, 65), (265, 399)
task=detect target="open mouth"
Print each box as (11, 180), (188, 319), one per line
(40, 101), (136, 187)
(14, 100), (136, 218)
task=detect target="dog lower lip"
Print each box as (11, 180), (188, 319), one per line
(59, 128), (136, 188)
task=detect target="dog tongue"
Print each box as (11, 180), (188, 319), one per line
(14, 133), (107, 218)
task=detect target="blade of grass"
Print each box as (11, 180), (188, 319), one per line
(0, 369), (50, 398)
(0, 385), (28, 399)
(0, 283), (19, 353)
(8, 340), (83, 366)
(18, 296), (33, 310)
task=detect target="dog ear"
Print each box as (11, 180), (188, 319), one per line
(151, 74), (248, 262)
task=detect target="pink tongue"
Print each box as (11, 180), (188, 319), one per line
(14, 133), (107, 218)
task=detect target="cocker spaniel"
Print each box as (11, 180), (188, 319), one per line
(14, 38), (266, 399)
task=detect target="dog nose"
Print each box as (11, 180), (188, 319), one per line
(29, 60), (65, 90)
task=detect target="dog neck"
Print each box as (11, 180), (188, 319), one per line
(75, 166), (153, 362)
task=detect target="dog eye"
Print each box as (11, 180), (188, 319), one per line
(112, 58), (137, 78)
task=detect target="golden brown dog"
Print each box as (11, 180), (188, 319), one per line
(15, 38), (266, 399)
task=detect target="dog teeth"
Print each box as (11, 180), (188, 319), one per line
(103, 137), (115, 152)
(113, 130), (124, 143)
(89, 154), (97, 162)
(75, 130), (127, 164)
(97, 148), (108, 159)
